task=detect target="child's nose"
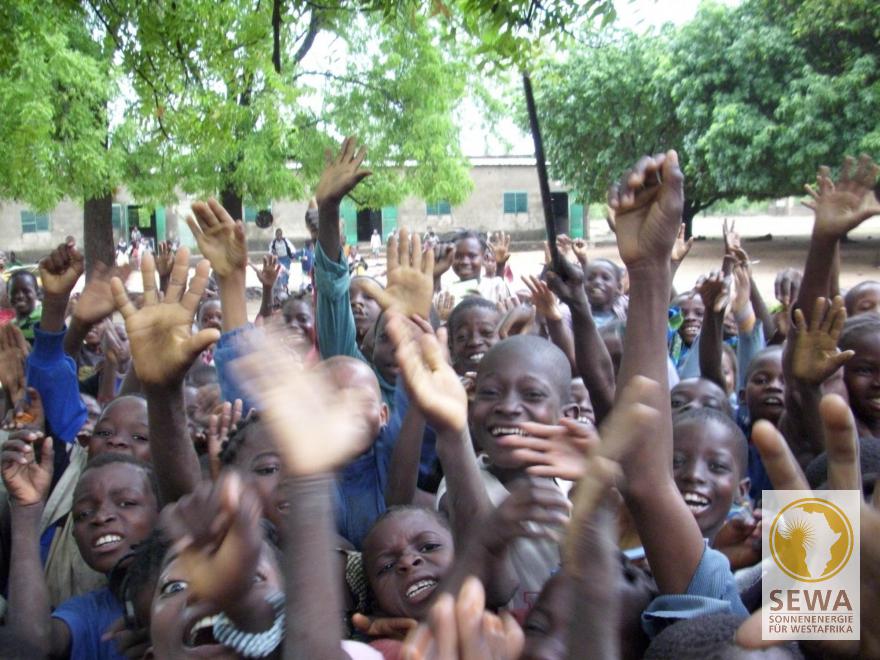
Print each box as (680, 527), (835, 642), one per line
(396, 554), (423, 572)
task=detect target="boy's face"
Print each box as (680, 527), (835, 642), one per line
(848, 283), (880, 317)
(673, 419), (748, 540)
(232, 422), (287, 530)
(450, 306), (500, 376)
(10, 277), (38, 317)
(721, 349), (736, 395)
(371, 314), (399, 385)
(676, 294), (704, 346)
(483, 248), (497, 277)
(470, 350), (569, 469)
(843, 331), (880, 424)
(198, 301), (223, 332)
(72, 463), (158, 574)
(671, 378), (729, 417)
(84, 323), (104, 348)
(743, 351), (784, 425)
(350, 278), (382, 341)
(521, 574), (572, 660)
(149, 541), (280, 658)
(452, 237), (483, 280)
(570, 378), (595, 428)
(585, 262), (620, 309)
(88, 397), (151, 462)
(363, 509), (454, 620)
(283, 300), (315, 354)
(322, 359), (389, 441)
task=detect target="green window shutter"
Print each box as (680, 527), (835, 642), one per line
(569, 202), (585, 238)
(243, 204), (258, 223)
(20, 210), (50, 233)
(426, 200), (451, 216)
(503, 192), (515, 214)
(340, 199), (358, 246)
(155, 206), (166, 240)
(503, 193), (527, 214)
(382, 206), (398, 235)
(111, 204), (123, 231)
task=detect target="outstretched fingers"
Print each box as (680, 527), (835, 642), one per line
(819, 394), (861, 491)
(110, 277), (137, 320)
(751, 421), (808, 491)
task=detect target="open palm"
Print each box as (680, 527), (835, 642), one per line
(111, 250), (219, 387)
(360, 228), (434, 319)
(1, 433), (53, 506)
(186, 199), (248, 278)
(806, 156), (880, 240)
(791, 296), (853, 385)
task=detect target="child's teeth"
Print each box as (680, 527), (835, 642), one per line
(491, 427), (525, 437)
(94, 534), (122, 548)
(405, 579), (438, 600)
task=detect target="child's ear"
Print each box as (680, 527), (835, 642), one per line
(738, 477), (751, 502)
(379, 402), (389, 428)
(561, 403), (580, 421)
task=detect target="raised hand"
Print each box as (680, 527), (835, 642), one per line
(521, 275), (562, 322)
(206, 399), (243, 481)
(729, 248), (752, 318)
(101, 322), (130, 368)
(386, 312), (467, 433)
(73, 262), (128, 327)
(435, 290), (455, 323)
(570, 237), (589, 268)
(314, 136), (371, 207)
(39, 239), (84, 297)
(232, 327), (376, 476)
(0, 324), (29, 405)
(805, 155), (880, 240)
(488, 231), (511, 266)
(433, 243), (454, 279)
(251, 254), (281, 289)
(696, 268), (732, 314)
(155, 241), (176, 279)
(774, 268), (802, 308)
(352, 614), (418, 641)
(111, 248), (220, 387)
(713, 507), (762, 570)
(790, 296), (853, 386)
(494, 418), (598, 481)
(478, 479), (570, 555)
(402, 577), (523, 660)
(158, 472), (263, 609)
(357, 228), (435, 319)
(671, 223), (694, 264)
(607, 151), (684, 268)
(722, 218), (741, 254)
(1, 430), (53, 506)
(186, 199), (248, 278)
(3, 387), (45, 433)
(544, 253), (588, 305)
(496, 303), (535, 339)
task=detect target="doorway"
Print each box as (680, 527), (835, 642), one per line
(550, 192), (570, 235)
(356, 208), (382, 243)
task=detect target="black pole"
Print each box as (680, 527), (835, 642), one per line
(522, 71), (561, 272)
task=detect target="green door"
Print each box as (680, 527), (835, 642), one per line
(340, 199), (358, 246)
(155, 206), (166, 241)
(569, 201), (585, 239)
(381, 206), (398, 238)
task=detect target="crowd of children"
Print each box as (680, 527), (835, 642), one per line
(0, 138), (879, 659)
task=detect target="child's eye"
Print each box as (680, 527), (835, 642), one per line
(378, 560), (396, 575)
(73, 510), (91, 523)
(160, 580), (188, 596)
(525, 390), (547, 400)
(93, 429), (113, 438)
(254, 464), (280, 476)
(710, 462), (731, 473)
(672, 454), (685, 469)
(119, 499), (140, 508)
(132, 434), (148, 443)
(419, 543), (441, 553)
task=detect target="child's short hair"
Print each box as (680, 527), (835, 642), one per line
(187, 363), (219, 388)
(9, 269), (38, 290)
(673, 407), (748, 474)
(114, 529), (170, 625)
(482, 335), (573, 402)
(838, 312), (880, 352)
(645, 613), (803, 659)
(806, 435), (880, 494)
(589, 257), (623, 283)
(844, 280), (880, 314)
(743, 345), (783, 384)
(82, 452), (159, 503)
(363, 505), (451, 552)
(218, 411), (262, 467)
(447, 296), (498, 337)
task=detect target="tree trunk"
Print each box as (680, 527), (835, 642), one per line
(221, 187), (243, 221)
(83, 192), (114, 278)
(682, 198), (700, 240)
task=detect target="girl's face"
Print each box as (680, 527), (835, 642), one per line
(88, 397), (151, 462)
(671, 378), (729, 417)
(848, 283), (880, 317)
(570, 378), (595, 428)
(452, 237), (483, 280)
(198, 301), (223, 332)
(843, 331), (880, 423)
(673, 419), (748, 541)
(149, 541), (281, 659)
(677, 295), (705, 347)
(363, 509), (454, 620)
(350, 279), (382, 342)
(585, 262), (620, 310)
(743, 350), (785, 425)
(72, 463), (158, 574)
(9, 276), (38, 317)
(231, 422), (286, 530)
(470, 350), (568, 469)
(450, 306), (501, 376)
(282, 299), (315, 354)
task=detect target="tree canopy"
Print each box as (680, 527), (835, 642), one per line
(527, 0), (880, 229)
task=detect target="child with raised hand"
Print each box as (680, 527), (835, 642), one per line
(230, 326), (385, 658)
(433, 230), (512, 305)
(2, 440), (159, 659)
(111, 247), (220, 504)
(607, 150), (746, 635)
(8, 269), (42, 343)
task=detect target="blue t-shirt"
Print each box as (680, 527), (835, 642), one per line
(52, 587), (125, 660)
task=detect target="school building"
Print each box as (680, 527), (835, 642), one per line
(0, 156), (587, 260)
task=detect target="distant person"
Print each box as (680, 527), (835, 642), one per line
(269, 227), (296, 293)
(370, 228), (382, 258)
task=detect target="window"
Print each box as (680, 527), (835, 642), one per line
(503, 192), (528, 214)
(243, 201), (270, 223)
(111, 204), (124, 231)
(426, 200), (451, 216)
(20, 210), (50, 234)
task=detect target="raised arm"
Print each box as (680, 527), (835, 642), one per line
(695, 268), (730, 391)
(315, 136), (371, 263)
(609, 151), (706, 594)
(111, 249), (219, 503)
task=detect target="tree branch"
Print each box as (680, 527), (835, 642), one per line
(293, 10), (320, 63)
